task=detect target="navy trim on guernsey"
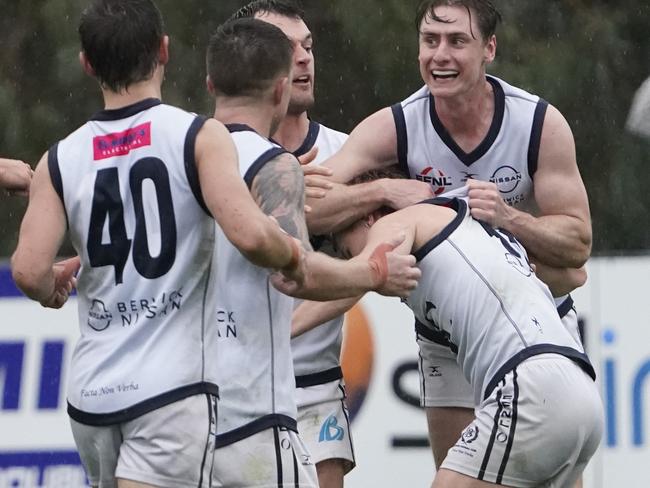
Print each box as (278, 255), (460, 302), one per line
(413, 198), (467, 262)
(225, 123), (256, 133)
(214, 414), (298, 448)
(295, 366), (343, 388)
(67, 382), (219, 426)
(184, 116), (210, 215)
(496, 368), (519, 483)
(292, 120), (320, 157)
(89, 98), (162, 122)
(429, 76), (505, 166)
(483, 344), (596, 401)
(244, 147), (288, 188)
(47, 142), (68, 227)
(391, 103), (410, 177)
(556, 294), (574, 319)
(527, 99), (548, 177)
(415, 319), (459, 354)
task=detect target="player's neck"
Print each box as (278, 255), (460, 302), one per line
(214, 102), (276, 138)
(272, 112), (310, 153)
(101, 77), (163, 111)
(434, 79), (494, 137)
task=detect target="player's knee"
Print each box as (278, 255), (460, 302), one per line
(316, 458), (346, 488)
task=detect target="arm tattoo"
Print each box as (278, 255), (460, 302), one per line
(251, 152), (313, 251)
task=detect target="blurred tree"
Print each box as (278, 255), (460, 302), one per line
(1, 0), (649, 257)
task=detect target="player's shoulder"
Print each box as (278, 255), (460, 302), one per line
(400, 85), (430, 109)
(489, 75), (540, 107)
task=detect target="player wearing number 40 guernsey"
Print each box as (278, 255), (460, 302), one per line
(10, 1), (378, 488)
(283, 182), (603, 488)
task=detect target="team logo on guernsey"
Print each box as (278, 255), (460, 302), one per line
(87, 299), (113, 331)
(490, 165), (522, 194)
(461, 424), (479, 444)
(93, 122), (151, 161)
(415, 167), (453, 195)
(319, 415), (345, 442)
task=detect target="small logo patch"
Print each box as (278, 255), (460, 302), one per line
(93, 122), (151, 160)
(319, 415), (345, 442)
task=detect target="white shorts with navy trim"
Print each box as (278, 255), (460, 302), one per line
(212, 426), (318, 487)
(295, 379), (356, 472)
(70, 393), (217, 488)
(441, 354), (603, 487)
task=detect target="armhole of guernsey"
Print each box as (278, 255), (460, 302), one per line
(390, 103), (410, 177)
(527, 99), (548, 178)
(184, 115), (210, 215)
(243, 147), (289, 189)
(48, 142), (69, 228)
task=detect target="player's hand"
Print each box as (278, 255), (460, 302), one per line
(368, 233), (421, 298)
(466, 179), (514, 228)
(301, 163), (333, 201)
(0, 158), (33, 196)
(382, 179), (434, 209)
(297, 146), (319, 166)
(40, 256), (81, 309)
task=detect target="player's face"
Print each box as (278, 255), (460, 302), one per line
(417, 5), (496, 99)
(256, 12), (315, 115)
(335, 219), (371, 260)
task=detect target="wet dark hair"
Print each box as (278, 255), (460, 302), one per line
(348, 166), (407, 186)
(206, 18), (293, 97)
(229, 0), (305, 22)
(78, 0), (164, 92)
(415, 0), (502, 41)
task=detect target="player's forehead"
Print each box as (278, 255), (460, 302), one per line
(254, 12), (311, 43)
(419, 5), (476, 37)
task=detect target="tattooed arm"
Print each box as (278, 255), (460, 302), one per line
(251, 152), (313, 250)
(252, 152), (420, 300)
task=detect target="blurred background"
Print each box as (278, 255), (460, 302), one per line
(1, 0), (650, 255)
(1, 1), (650, 487)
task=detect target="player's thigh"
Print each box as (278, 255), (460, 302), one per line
(426, 406), (475, 469)
(117, 393), (217, 488)
(70, 419), (121, 488)
(316, 458), (346, 488)
(117, 480), (160, 488)
(296, 380), (355, 474)
(213, 426), (318, 488)
(432, 468), (498, 488)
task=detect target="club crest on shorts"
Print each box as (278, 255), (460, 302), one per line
(461, 423), (479, 444)
(319, 415), (345, 442)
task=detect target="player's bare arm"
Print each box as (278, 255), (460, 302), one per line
(467, 104), (591, 268)
(532, 262), (588, 297)
(252, 151), (312, 247)
(305, 108), (433, 235)
(195, 119), (299, 272)
(0, 157), (33, 195)
(11, 153), (80, 308)
(291, 296), (361, 338)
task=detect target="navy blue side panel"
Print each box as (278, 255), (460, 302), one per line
(90, 98), (161, 121)
(527, 99), (548, 178)
(243, 148), (289, 189)
(390, 103), (410, 177)
(413, 198), (467, 261)
(184, 115), (211, 216)
(295, 366), (343, 388)
(48, 142), (69, 228)
(293, 120), (320, 157)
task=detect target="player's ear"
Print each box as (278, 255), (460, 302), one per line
(79, 51), (95, 77)
(158, 35), (170, 66)
(273, 76), (290, 106)
(484, 34), (496, 64)
(206, 76), (215, 96)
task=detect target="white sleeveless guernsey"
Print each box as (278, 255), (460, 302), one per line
(405, 198), (594, 404)
(50, 99), (218, 425)
(213, 125), (297, 446)
(291, 121), (349, 387)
